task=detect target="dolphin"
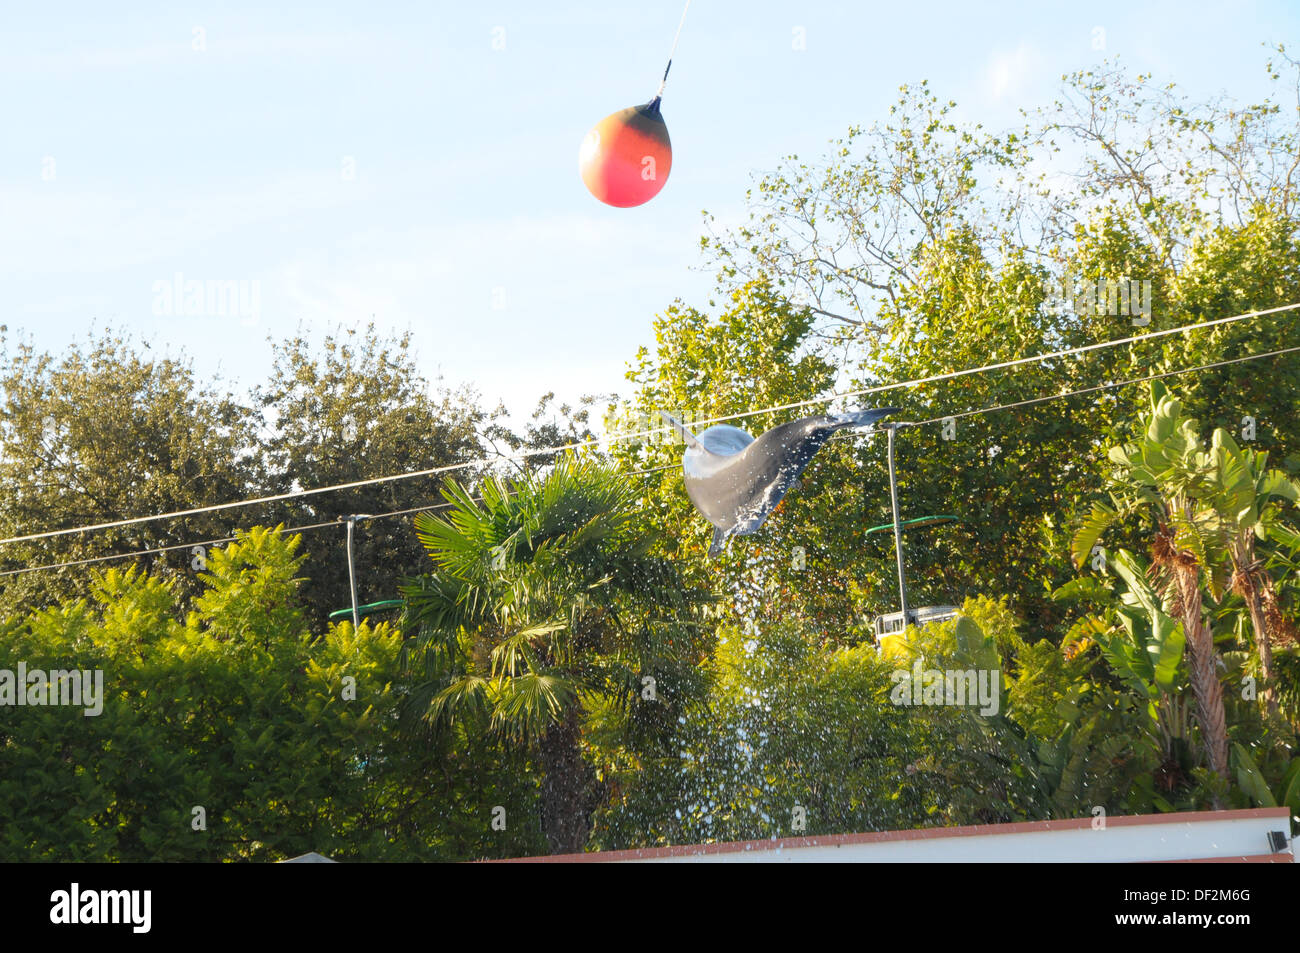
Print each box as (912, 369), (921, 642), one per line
(660, 407), (900, 557)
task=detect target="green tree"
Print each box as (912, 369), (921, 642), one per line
(1159, 205), (1300, 460)
(1073, 382), (1230, 781)
(1196, 428), (1300, 716)
(1052, 552), (1199, 808)
(253, 324), (484, 625)
(0, 329), (259, 614)
(400, 456), (710, 854)
(680, 54), (1300, 632)
(0, 527), (526, 861)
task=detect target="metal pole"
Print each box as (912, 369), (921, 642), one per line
(886, 425), (910, 624)
(346, 517), (360, 628)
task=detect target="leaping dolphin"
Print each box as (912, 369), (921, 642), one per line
(660, 407), (900, 557)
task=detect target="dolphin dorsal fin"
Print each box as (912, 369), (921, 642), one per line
(659, 411), (704, 450)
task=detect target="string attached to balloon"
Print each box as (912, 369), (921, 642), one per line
(579, 0), (691, 207)
(656, 0), (691, 99)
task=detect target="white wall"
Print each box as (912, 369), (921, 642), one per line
(607, 810), (1294, 863)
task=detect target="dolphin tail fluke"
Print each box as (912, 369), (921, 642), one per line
(708, 526), (730, 558)
(828, 407), (901, 430)
(659, 411), (703, 449)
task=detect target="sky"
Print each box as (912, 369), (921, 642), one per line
(2, 1), (1296, 424)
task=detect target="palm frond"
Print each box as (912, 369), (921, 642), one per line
(490, 673), (577, 740)
(1072, 503), (1118, 569)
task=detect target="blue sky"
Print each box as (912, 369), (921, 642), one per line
(2, 1), (1295, 421)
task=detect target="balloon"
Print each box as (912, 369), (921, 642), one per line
(579, 98), (672, 207)
(661, 408), (900, 556)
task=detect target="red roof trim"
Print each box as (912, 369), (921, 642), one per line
(495, 807), (1292, 863)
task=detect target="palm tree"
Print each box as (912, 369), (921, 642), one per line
(399, 455), (709, 854)
(1074, 382), (1229, 781)
(1196, 428), (1300, 717)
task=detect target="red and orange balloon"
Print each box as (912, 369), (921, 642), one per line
(579, 97), (672, 207)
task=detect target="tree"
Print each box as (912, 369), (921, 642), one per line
(0, 328), (259, 615)
(1073, 382), (1230, 781)
(0, 527), (523, 861)
(253, 324), (485, 625)
(681, 53), (1300, 631)
(400, 456), (711, 854)
(1197, 428), (1300, 716)
(1053, 552), (1198, 807)
(1039, 51), (1300, 272)
(0, 323), (489, 632)
(699, 80), (1027, 351)
(1159, 205), (1300, 461)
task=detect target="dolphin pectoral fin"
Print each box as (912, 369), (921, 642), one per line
(829, 407), (902, 430)
(708, 526), (730, 557)
(659, 411), (704, 450)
